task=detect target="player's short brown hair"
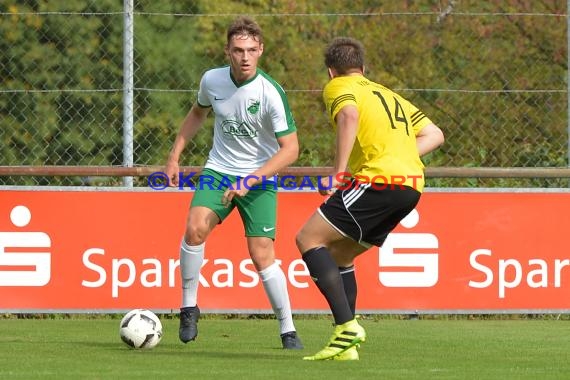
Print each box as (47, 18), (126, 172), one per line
(324, 37), (365, 74)
(227, 16), (263, 45)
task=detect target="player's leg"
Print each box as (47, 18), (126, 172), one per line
(339, 265), (357, 316)
(247, 236), (302, 349)
(297, 181), (376, 360)
(178, 205), (219, 342)
(237, 188), (303, 349)
(297, 211), (366, 324)
(327, 237), (369, 317)
(179, 170), (234, 343)
(296, 212), (367, 360)
(300, 183), (422, 360)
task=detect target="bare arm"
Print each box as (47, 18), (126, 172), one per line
(248, 132), (299, 183)
(316, 105), (359, 196)
(165, 104), (210, 186)
(416, 123), (445, 156)
(332, 106), (359, 183)
(332, 105), (359, 175)
(222, 131), (299, 206)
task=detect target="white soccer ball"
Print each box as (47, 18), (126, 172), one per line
(119, 309), (163, 349)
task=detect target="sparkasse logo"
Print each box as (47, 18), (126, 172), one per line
(378, 209), (438, 288)
(0, 205), (51, 286)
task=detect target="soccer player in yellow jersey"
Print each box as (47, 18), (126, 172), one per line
(296, 37), (444, 361)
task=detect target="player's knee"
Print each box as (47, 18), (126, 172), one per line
(185, 224), (209, 245)
(249, 251), (275, 271)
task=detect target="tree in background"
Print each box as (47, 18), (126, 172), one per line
(0, 0), (566, 187)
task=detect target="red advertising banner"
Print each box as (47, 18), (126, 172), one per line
(0, 189), (569, 313)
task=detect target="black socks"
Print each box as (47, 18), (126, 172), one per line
(302, 246), (354, 325)
(339, 265), (357, 316)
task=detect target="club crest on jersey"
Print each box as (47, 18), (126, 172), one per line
(221, 120), (258, 138)
(247, 99), (260, 115)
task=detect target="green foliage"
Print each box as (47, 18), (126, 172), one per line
(0, 0), (567, 186)
(0, 0), (123, 174)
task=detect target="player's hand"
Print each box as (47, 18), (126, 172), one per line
(222, 187), (247, 207)
(318, 174), (340, 196)
(221, 177), (254, 207)
(165, 160), (180, 187)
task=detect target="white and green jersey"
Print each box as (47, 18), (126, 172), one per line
(196, 66), (297, 177)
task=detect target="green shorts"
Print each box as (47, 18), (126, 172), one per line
(190, 168), (278, 239)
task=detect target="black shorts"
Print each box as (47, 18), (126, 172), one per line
(319, 180), (421, 247)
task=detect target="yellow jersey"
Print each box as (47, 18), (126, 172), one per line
(323, 74), (433, 192)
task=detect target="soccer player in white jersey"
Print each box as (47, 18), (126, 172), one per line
(165, 16), (303, 349)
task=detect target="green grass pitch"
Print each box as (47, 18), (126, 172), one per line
(0, 316), (568, 379)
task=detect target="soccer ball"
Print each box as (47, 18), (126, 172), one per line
(119, 309), (163, 349)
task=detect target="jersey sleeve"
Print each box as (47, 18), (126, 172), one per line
(323, 80), (357, 126)
(403, 98), (433, 135)
(196, 71), (212, 108)
(268, 83), (297, 138)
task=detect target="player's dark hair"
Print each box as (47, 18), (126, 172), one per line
(324, 37), (365, 74)
(227, 16), (263, 44)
